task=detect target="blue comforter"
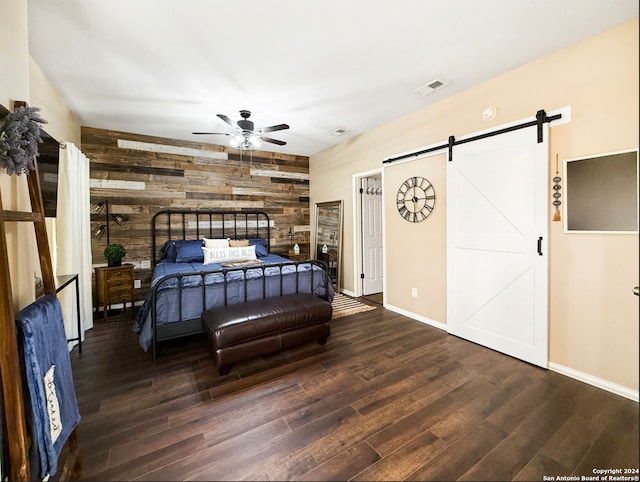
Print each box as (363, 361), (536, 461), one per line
(133, 255), (334, 351)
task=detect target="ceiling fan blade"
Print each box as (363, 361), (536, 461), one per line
(260, 123), (290, 133)
(192, 132), (229, 136)
(216, 114), (235, 127)
(261, 136), (286, 146)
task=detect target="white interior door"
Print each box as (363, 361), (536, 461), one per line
(447, 125), (549, 368)
(362, 176), (383, 295)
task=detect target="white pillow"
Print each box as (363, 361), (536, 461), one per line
(202, 245), (257, 265)
(203, 237), (229, 248)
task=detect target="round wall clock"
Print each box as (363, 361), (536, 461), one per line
(396, 176), (436, 222)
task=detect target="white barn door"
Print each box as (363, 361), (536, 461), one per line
(447, 125), (549, 368)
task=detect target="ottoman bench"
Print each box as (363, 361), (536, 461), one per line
(201, 293), (332, 375)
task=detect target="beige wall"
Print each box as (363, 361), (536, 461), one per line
(0, 0), (29, 111)
(1, 0), (37, 309)
(1, 0), (81, 310)
(383, 154), (447, 324)
(29, 58), (81, 146)
(311, 18), (639, 393)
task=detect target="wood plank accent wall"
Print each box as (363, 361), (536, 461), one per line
(82, 127), (311, 302)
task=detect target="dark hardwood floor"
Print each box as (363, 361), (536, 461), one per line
(68, 303), (639, 481)
(361, 292), (383, 306)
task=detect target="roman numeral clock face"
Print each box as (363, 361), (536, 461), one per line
(396, 176), (436, 222)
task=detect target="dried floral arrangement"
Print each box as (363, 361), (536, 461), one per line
(0, 106), (47, 175)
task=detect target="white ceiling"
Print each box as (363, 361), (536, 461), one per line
(27, 1), (638, 157)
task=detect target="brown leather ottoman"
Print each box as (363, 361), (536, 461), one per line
(201, 293), (332, 375)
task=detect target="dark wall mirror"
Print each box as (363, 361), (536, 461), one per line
(315, 200), (343, 291)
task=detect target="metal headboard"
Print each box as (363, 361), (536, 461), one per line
(151, 209), (271, 267)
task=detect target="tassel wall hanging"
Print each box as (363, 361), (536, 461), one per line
(552, 153), (562, 222)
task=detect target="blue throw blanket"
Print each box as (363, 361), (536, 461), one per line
(15, 294), (81, 478)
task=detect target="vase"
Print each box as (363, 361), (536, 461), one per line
(108, 258), (121, 267)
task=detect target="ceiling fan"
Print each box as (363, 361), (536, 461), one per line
(192, 110), (289, 150)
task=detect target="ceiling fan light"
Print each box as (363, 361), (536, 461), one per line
(248, 134), (262, 148)
(229, 133), (245, 148)
(229, 132), (262, 150)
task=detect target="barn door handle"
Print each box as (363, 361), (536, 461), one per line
(537, 237), (543, 256)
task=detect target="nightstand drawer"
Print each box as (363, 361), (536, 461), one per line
(106, 280), (131, 292)
(106, 278), (131, 289)
(106, 287), (131, 301)
(105, 268), (133, 282)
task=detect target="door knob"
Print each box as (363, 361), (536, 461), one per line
(634, 286), (639, 296)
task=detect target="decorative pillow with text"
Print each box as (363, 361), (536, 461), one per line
(202, 245), (257, 265)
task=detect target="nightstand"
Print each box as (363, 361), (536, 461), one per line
(284, 249), (308, 262)
(95, 264), (134, 321)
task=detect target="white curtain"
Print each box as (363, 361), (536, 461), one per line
(56, 142), (93, 348)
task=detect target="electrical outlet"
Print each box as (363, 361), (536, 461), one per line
(141, 260), (151, 269)
(134, 279), (141, 289)
(411, 287), (418, 298)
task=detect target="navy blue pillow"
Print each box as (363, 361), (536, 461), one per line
(255, 244), (268, 258)
(248, 238), (268, 257)
(159, 241), (177, 262)
(174, 239), (204, 263)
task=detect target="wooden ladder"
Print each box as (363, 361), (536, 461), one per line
(0, 102), (80, 481)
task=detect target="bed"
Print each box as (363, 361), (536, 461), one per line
(133, 209), (335, 359)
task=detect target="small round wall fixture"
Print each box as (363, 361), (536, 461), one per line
(396, 176), (436, 223)
(482, 106), (498, 121)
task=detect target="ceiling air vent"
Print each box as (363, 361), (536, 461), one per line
(328, 127), (350, 137)
(413, 78), (450, 96)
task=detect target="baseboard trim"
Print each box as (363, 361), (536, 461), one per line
(383, 303), (448, 331)
(548, 362), (638, 403)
